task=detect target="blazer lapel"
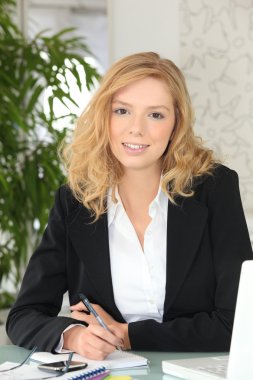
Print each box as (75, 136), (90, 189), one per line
(68, 207), (124, 321)
(164, 197), (208, 313)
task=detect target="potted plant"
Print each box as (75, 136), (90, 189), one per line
(0, 0), (100, 308)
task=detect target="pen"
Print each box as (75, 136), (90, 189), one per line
(79, 293), (122, 351)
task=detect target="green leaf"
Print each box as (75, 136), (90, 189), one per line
(69, 65), (82, 92)
(7, 101), (28, 131)
(19, 76), (39, 103)
(0, 173), (8, 191)
(48, 27), (77, 40)
(26, 84), (44, 113)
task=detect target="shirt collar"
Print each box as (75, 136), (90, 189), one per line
(107, 183), (168, 227)
(107, 187), (124, 227)
(148, 185), (168, 220)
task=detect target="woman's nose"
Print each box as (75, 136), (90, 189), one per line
(129, 115), (145, 136)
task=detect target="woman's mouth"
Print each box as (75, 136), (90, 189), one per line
(122, 143), (149, 153)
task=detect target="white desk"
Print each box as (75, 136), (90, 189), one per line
(0, 345), (227, 379)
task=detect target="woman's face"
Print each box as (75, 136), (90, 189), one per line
(109, 76), (176, 175)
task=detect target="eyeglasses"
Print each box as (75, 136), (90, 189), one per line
(0, 347), (74, 379)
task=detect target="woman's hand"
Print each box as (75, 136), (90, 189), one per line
(70, 302), (116, 326)
(69, 301), (131, 352)
(63, 324), (123, 360)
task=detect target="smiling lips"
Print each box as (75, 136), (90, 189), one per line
(122, 142), (149, 153)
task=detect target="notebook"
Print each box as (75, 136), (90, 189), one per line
(162, 260), (253, 379)
(0, 361), (110, 380)
(31, 349), (149, 370)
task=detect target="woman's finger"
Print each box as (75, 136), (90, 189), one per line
(71, 310), (98, 324)
(70, 301), (86, 311)
(88, 324), (123, 348)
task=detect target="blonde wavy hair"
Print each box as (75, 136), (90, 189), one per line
(62, 52), (217, 220)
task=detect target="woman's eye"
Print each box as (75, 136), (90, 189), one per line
(113, 108), (128, 115)
(150, 112), (164, 119)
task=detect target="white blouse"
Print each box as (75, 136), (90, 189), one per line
(107, 186), (168, 323)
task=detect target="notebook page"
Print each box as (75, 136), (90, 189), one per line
(31, 350), (149, 369)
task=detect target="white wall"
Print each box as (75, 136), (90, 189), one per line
(107, 0), (180, 65)
(181, 0), (253, 216)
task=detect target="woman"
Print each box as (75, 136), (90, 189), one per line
(6, 52), (252, 360)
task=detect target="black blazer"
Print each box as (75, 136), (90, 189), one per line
(6, 165), (253, 352)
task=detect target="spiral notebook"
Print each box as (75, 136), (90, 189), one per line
(31, 350), (148, 370)
(0, 361), (110, 380)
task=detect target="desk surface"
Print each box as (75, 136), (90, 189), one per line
(0, 345), (227, 380)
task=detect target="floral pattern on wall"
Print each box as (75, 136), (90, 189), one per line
(180, 0), (253, 214)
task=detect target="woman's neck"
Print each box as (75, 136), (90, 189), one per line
(118, 168), (162, 211)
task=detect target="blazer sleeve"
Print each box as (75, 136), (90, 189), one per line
(6, 186), (87, 352)
(128, 168), (253, 351)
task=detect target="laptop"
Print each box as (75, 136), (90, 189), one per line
(162, 260), (253, 380)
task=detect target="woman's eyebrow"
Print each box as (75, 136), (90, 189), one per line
(112, 99), (131, 106)
(146, 105), (171, 112)
(112, 99), (170, 112)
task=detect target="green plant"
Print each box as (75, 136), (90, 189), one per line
(0, 0), (100, 308)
